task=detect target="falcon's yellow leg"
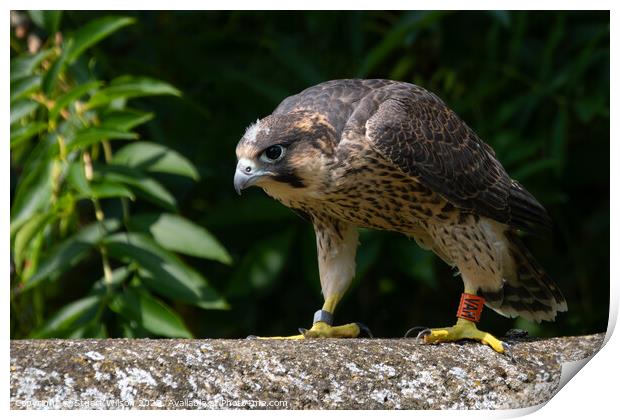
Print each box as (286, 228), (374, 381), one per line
(253, 294), (361, 339)
(422, 318), (505, 353)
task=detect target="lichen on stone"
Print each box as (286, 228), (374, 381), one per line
(10, 334), (604, 410)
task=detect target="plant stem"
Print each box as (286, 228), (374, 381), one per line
(101, 139), (131, 226)
(83, 151), (113, 286)
(102, 140), (113, 163)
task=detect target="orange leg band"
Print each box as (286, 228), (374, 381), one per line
(456, 293), (485, 322)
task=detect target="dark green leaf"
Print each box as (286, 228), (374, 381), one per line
(109, 287), (193, 338)
(17, 132), (63, 185)
(216, 67), (289, 104)
(23, 219), (121, 291)
(13, 211), (53, 272)
(49, 80), (102, 121)
(94, 164), (176, 211)
(30, 295), (101, 338)
(67, 127), (138, 152)
(91, 266), (132, 294)
(357, 11), (445, 77)
(10, 75), (41, 103)
(389, 237), (438, 289)
(128, 213), (231, 264)
(66, 16), (136, 64)
(511, 158), (559, 181)
(269, 40), (323, 85)
(103, 233), (227, 309)
(497, 139), (542, 168)
(28, 11), (62, 34)
(10, 122), (47, 148)
(574, 95), (608, 123)
(100, 109), (154, 131)
(10, 159), (53, 228)
(90, 182), (136, 200)
(67, 161), (135, 200)
(42, 42), (71, 95)
(355, 232), (382, 280)
(10, 100), (39, 125)
(112, 141), (199, 180)
(551, 110), (568, 175)
(117, 320), (150, 338)
(202, 195), (294, 228)
(69, 322), (108, 339)
(66, 161), (91, 195)
(227, 231), (293, 297)
(10, 49), (54, 82)
(87, 76), (181, 108)
(389, 56), (415, 81)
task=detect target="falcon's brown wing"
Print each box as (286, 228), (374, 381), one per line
(356, 84), (551, 232)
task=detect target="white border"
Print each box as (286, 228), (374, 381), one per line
(2, 1), (617, 11)
(4, 2), (616, 418)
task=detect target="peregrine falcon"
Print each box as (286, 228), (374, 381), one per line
(234, 79), (567, 353)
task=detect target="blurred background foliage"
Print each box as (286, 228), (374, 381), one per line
(10, 10), (609, 340)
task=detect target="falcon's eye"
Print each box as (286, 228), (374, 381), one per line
(261, 145), (285, 163)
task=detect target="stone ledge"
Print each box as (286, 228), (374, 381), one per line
(10, 333), (604, 410)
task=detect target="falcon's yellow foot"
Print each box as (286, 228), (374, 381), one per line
(417, 319), (505, 353)
(249, 321), (368, 339)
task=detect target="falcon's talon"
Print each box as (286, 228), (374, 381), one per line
(502, 343), (516, 362)
(415, 328), (432, 344)
(355, 322), (373, 338)
(404, 326), (430, 339)
(251, 321), (361, 339)
(422, 319), (505, 353)
(303, 321), (361, 338)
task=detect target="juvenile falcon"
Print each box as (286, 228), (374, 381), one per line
(233, 79), (567, 353)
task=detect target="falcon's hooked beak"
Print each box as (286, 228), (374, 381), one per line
(234, 158), (269, 195)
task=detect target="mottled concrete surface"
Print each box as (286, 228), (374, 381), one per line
(10, 333), (604, 410)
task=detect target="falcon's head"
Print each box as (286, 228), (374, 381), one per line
(233, 110), (337, 198)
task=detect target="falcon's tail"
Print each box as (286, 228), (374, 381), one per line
(482, 230), (567, 322)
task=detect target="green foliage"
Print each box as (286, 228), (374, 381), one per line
(65, 16), (135, 64)
(10, 12), (230, 339)
(11, 11), (609, 340)
(112, 142), (199, 180)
